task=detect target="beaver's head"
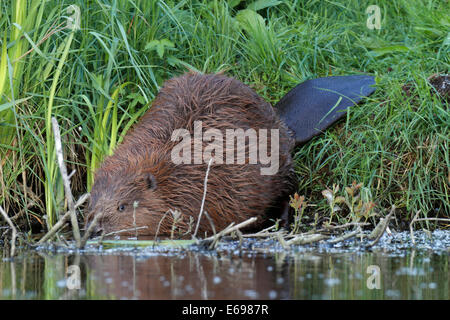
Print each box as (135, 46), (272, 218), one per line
(85, 156), (182, 237)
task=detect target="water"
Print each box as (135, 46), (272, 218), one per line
(0, 231), (449, 300)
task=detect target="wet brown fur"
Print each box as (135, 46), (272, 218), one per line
(86, 73), (296, 237)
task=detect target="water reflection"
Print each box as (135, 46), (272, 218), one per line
(81, 252), (291, 299)
(0, 249), (448, 299)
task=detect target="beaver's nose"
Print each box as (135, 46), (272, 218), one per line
(84, 222), (104, 238)
(91, 225), (104, 237)
(84, 212), (104, 238)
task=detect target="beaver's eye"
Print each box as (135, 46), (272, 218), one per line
(118, 204), (126, 212)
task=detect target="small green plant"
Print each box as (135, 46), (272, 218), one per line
(169, 209), (183, 240)
(145, 38), (176, 59)
(321, 184), (342, 224)
(343, 182), (377, 223)
(289, 193), (307, 234)
(321, 182), (377, 225)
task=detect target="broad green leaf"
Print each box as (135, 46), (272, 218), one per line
(247, 0), (282, 11)
(156, 43), (164, 58)
(228, 0), (242, 8)
(160, 39), (175, 48)
(145, 39), (160, 51)
(236, 9), (266, 34)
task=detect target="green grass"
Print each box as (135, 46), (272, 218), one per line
(0, 0), (448, 235)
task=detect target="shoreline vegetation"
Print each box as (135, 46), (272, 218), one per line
(0, 0), (448, 256)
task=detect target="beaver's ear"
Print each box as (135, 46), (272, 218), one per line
(145, 173), (157, 190)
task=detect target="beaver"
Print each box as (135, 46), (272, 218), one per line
(85, 72), (375, 237)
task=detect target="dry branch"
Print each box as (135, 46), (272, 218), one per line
(199, 217), (257, 249)
(367, 205), (395, 247)
(193, 158), (213, 238)
(36, 193), (89, 245)
(329, 228), (362, 244)
(51, 117), (81, 247)
(80, 209), (102, 248)
(407, 211), (448, 246)
(0, 205), (17, 257)
(286, 233), (328, 245)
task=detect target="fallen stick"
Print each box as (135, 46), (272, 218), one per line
(203, 217), (257, 242)
(277, 232), (290, 249)
(242, 231), (283, 238)
(36, 193), (89, 245)
(408, 216), (450, 244)
(409, 210), (421, 246)
(367, 205), (396, 247)
(329, 228), (362, 244)
(84, 226), (149, 246)
(202, 210), (217, 237)
(316, 221), (371, 233)
(286, 233), (328, 245)
(207, 222), (235, 250)
(79, 209), (102, 248)
(103, 226), (148, 237)
(52, 117), (81, 247)
(0, 205), (17, 257)
(254, 224), (278, 234)
(413, 217), (450, 223)
(242, 224), (285, 239)
(198, 217), (257, 249)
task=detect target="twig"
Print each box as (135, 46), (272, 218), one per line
(198, 217), (258, 249)
(255, 224), (278, 234)
(241, 224), (283, 238)
(97, 230), (106, 245)
(36, 193), (89, 245)
(57, 234), (70, 247)
(367, 205), (396, 247)
(316, 221), (371, 233)
(242, 231), (283, 238)
(79, 210), (102, 248)
(133, 201), (139, 239)
(208, 223), (235, 249)
(193, 158), (213, 238)
(52, 117), (81, 247)
(202, 210), (217, 236)
(204, 217), (257, 241)
(409, 214), (450, 243)
(277, 232), (290, 249)
(154, 210), (170, 243)
(82, 225), (150, 247)
(409, 210), (421, 246)
(67, 169), (76, 180)
(102, 226), (148, 238)
(286, 233), (328, 245)
(329, 228), (362, 244)
(413, 218), (450, 222)
(0, 205), (17, 257)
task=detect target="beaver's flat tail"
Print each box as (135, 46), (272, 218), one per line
(275, 75), (376, 145)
